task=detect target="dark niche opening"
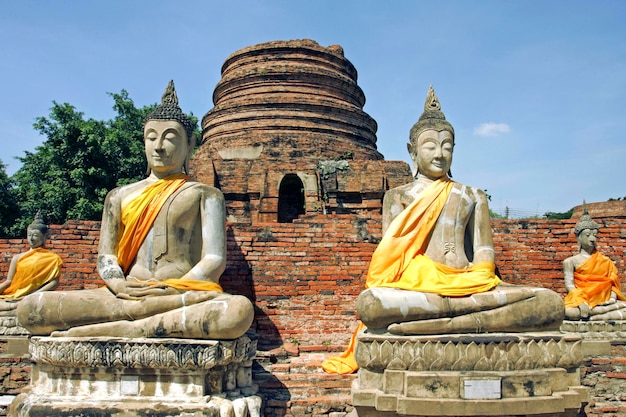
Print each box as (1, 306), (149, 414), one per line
(278, 174), (305, 223)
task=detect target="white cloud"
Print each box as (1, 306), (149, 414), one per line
(473, 123), (511, 137)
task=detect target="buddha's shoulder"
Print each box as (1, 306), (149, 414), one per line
(178, 181), (224, 200)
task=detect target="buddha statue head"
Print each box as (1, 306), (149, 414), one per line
(143, 81), (196, 176)
(574, 202), (600, 253)
(408, 85), (455, 179)
(27, 210), (49, 249)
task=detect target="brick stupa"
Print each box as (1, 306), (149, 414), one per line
(190, 39), (411, 223)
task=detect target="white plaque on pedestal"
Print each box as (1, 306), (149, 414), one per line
(462, 378), (501, 399)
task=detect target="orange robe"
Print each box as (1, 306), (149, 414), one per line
(322, 179), (500, 374)
(117, 173), (222, 292)
(564, 251), (625, 309)
(1, 248), (62, 299)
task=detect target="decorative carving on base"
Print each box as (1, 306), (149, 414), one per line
(355, 332), (584, 372)
(352, 332), (588, 417)
(10, 334), (262, 417)
(0, 316), (29, 336)
(561, 320), (626, 340)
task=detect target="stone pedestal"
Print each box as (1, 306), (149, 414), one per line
(0, 316), (29, 336)
(352, 332), (588, 417)
(10, 334), (262, 417)
(561, 320), (626, 340)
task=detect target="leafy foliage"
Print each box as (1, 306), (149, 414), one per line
(0, 160), (19, 236)
(543, 209), (573, 220)
(5, 90), (198, 237)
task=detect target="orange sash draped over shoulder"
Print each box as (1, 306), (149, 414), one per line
(366, 179), (499, 292)
(0, 248), (62, 299)
(116, 173), (223, 293)
(366, 179), (454, 288)
(118, 173), (190, 274)
(564, 252), (625, 308)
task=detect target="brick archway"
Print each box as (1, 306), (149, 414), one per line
(278, 174), (305, 223)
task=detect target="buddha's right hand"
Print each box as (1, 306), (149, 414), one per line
(107, 277), (179, 300)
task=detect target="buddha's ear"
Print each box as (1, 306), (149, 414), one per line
(407, 142), (419, 178)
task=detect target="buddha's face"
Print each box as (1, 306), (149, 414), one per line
(27, 227), (46, 249)
(144, 120), (191, 177)
(577, 228), (598, 253)
(408, 129), (454, 180)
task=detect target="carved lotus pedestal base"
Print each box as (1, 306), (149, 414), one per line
(0, 315), (29, 336)
(351, 332), (588, 417)
(10, 335), (262, 417)
(561, 320), (626, 340)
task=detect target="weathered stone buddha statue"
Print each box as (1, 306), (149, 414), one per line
(0, 211), (62, 316)
(17, 81), (254, 340)
(323, 86), (564, 375)
(355, 85), (563, 336)
(563, 206), (626, 320)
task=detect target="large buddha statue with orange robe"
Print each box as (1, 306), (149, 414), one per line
(563, 207), (626, 320)
(355, 86), (563, 336)
(17, 81), (254, 339)
(0, 212), (62, 316)
(323, 86), (563, 374)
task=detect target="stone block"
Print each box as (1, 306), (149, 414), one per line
(405, 373), (459, 399)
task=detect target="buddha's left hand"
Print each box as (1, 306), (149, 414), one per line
(115, 278), (179, 300)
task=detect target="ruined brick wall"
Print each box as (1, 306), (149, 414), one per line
(2, 216), (626, 348)
(581, 343), (626, 416)
(2, 216), (626, 416)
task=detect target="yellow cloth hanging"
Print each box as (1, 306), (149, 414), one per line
(0, 248), (62, 299)
(156, 278), (223, 292)
(366, 179), (454, 288)
(564, 251), (625, 309)
(117, 173), (223, 293)
(322, 179), (500, 374)
(117, 173), (190, 274)
(321, 322), (365, 374)
(381, 254), (499, 296)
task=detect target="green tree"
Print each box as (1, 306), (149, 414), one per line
(9, 90), (198, 236)
(543, 209), (574, 220)
(0, 160), (19, 236)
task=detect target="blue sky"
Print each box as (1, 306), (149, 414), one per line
(1, 0), (624, 216)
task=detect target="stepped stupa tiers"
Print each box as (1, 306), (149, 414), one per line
(191, 39), (411, 223)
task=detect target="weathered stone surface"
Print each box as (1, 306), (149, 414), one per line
(0, 317), (29, 337)
(352, 332), (589, 417)
(10, 335), (261, 417)
(355, 332), (584, 372)
(561, 320), (626, 340)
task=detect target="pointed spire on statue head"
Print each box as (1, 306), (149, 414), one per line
(574, 200), (600, 235)
(410, 85), (455, 143)
(28, 210), (49, 233)
(145, 80), (195, 139)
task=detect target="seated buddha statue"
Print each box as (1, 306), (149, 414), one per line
(563, 206), (626, 320)
(323, 86), (563, 374)
(0, 212), (62, 315)
(355, 86), (563, 336)
(17, 81), (254, 340)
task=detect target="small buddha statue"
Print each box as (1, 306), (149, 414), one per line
(17, 81), (254, 339)
(563, 205), (626, 320)
(0, 211), (62, 315)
